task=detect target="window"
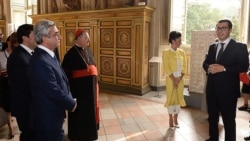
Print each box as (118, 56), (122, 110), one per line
(171, 0), (249, 45)
(11, 0), (37, 31)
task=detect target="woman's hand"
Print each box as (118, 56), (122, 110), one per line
(173, 77), (181, 88)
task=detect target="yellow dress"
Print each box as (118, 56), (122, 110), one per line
(162, 48), (187, 107)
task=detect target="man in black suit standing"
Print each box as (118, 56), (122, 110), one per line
(203, 19), (249, 141)
(7, 24), (37, 141)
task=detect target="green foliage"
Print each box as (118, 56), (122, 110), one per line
(231, 16), (240, 40)
(185, 2), (240, 44)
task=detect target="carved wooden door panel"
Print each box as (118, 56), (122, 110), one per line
(99, 20), (133, 86)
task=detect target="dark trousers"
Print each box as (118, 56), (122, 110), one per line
(206, 93), (237, 141)
(16, 115), (33, 141)
(33, 128), (64, 141)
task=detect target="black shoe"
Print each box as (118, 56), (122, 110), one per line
(238, 104), (248, 111)
(238, 104), (249, 111)
(248, 108), (250, 113)
(8, 134), (14, 139)
(244, 133), (250, 140)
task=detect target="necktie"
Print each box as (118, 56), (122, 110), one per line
(53, 56), (59, 65)
(217, 43), (225, 61)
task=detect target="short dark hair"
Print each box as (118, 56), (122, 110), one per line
(168, 31), (182, 44)
(17, 24), (34, 44)
(217, 19), (233, 29)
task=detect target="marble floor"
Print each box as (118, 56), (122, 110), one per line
(0, 90), (249, 141)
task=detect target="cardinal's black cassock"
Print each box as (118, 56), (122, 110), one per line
(62, 45), (99, 140)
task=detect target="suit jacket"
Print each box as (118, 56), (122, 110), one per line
(28, 47), (76, 139)
(7, 45), (32, 117)
(203, 39), (249, 98)
(162, 48), (187, 76)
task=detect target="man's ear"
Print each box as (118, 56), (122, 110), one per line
(22, 36), (28, 42)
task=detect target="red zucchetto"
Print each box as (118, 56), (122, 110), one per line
(75, 29), (84, 40)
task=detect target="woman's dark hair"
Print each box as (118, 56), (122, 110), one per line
(168, 31), (182, 44)
(1, 32), (18, 52)
(10, 32), (18, 47)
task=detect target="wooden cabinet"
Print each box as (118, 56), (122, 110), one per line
(31, 6), (154, 95)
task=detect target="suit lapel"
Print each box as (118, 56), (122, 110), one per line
(59, 65), (69, 84)
(38, 48), (69, 85)
(212, 43), (218, 61)
(51, 55), (69, 84)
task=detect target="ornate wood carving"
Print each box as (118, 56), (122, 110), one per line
(100, 28), (114, 48)
(117, 28), (131, 49)
(117, 57), (131, 78)
(100, 56), (113, 76)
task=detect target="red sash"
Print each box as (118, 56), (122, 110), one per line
(72, 65), (98, 78)
(240, 72), (249, 85)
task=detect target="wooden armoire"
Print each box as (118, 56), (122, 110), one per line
(30, 6), (154, 95)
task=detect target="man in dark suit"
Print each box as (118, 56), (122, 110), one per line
(7, 24), (37, 141)
(203, 19), (249, 141)
(28, 19), (77, 141)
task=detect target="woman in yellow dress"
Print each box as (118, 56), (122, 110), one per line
(162, 31), (187, 129)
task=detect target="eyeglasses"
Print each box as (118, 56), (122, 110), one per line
(215, 26), (229, 31)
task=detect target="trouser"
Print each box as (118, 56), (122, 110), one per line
(16, 116), (33, 141)
(206, 93), (237, 141)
